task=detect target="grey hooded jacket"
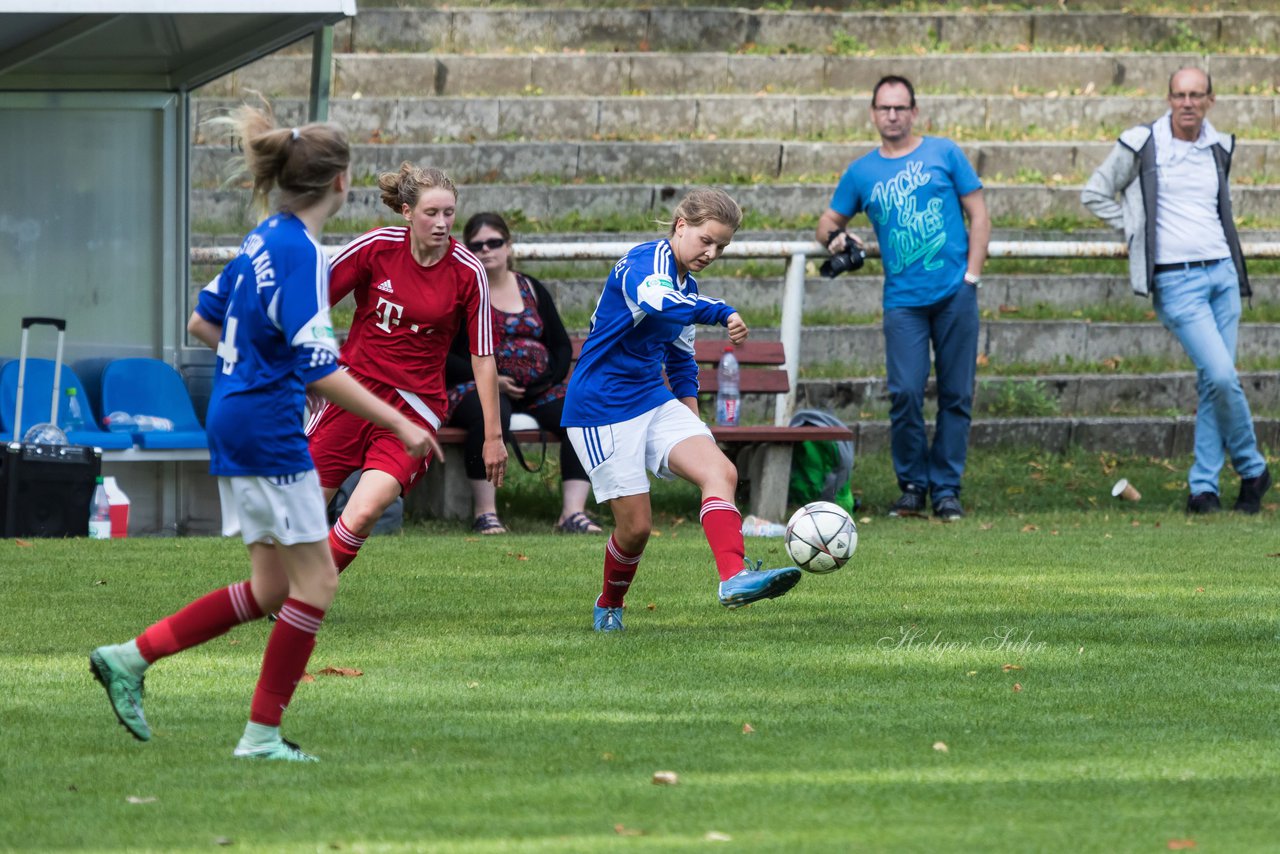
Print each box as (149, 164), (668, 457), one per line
(1080, 122), (1249, 299)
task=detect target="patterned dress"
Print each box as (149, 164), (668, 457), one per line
(447, 272), (568, 418)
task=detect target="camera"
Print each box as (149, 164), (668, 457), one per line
(819, 230), (866, 279)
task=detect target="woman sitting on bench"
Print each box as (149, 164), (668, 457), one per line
(445, 212), (602, 535)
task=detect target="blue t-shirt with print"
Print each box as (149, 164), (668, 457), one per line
(828, 136), (981, 309)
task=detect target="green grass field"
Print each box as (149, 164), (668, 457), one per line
(4, 449), (1280, 852)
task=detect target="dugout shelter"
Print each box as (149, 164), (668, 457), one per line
(0, 0), (356, 534)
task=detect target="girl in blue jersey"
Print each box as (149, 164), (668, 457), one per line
(90, 105), (436, 761)
(563, 188), (802, 632)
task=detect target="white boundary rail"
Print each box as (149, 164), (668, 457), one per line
(192, 240), (1280, 427)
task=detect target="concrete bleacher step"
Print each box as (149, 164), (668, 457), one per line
(211, 51), (1280, 99)
(312, 8), (1280, 55)
(798, 372), (1280, 420)
(189, 182), (1280, 228)
(849, 415), (1280, 458)
(189, 138), (1280, 187)
(193, 94), (1280, 144)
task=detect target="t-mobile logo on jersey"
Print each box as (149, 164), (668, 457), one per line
(375, 297), (404, 332)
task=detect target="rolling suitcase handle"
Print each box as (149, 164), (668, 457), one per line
(13, 317), (68, 442)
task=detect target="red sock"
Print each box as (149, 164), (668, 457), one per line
(596, 535), (642, 609)
(249, 598), (325, 727)
(700, 497), (746, 582)
(135, 580), (263, 663)
(329, 517), (366, 574)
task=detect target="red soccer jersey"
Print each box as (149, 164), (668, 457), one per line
(330, 227), (493, 421)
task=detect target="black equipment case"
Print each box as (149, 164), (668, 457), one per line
(0, 317), (102, 538)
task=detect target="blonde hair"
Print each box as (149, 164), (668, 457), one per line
(377, 162), (458, 213)
(215, 101), (350, 215)
(666, 188), (743, 236)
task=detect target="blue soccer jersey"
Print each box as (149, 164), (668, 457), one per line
(196, 212), (340, 476)
(562, 238), (735, 427)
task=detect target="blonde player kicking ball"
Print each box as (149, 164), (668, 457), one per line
(562, 188), (802, 632)
(89, 106), (437, 761)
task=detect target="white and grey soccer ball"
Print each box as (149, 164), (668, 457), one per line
(784, 501), (857, 574)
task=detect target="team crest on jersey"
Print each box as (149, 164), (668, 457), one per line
(376, 279), (394, 293)
(640, 273), (675, 291)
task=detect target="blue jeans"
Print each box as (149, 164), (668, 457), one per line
(883, 283), (979, 500)
(1153, 259), (1265, 495)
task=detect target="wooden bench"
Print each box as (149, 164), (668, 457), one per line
(411, 339), (853, 523)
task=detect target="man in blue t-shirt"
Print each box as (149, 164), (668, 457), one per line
(816, 75), (990, 521)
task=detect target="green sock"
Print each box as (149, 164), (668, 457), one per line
(238, 721), (280, 749)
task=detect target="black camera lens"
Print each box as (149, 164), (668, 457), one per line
(819, 246), (866, 279)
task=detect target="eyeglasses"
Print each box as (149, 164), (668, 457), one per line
(466, 237), (507, 252)
(1169, 92), (1209, 102)
(873, 105), (913, 115)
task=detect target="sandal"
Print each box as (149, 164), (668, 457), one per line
(471, 512), (507, 535)
(556, 511), (603, 534)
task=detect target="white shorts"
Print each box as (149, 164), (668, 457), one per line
(566, 399), (713, 503)
(218, 470), (330, 546)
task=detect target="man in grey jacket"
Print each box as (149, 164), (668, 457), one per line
(1082, 67), (1269, 514)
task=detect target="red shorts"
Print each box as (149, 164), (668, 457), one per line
(306, 374), (440, 496)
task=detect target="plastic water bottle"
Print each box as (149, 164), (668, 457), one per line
(104, 411), (135, 432)
(134, 414), (174, 432)
(104, 411), (174, 432)
(715, 345), (740, 427)
(65, 387), (84, 432)
(89, 476), (112, 540)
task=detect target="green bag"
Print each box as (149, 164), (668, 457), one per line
(787, 409), (855, 514)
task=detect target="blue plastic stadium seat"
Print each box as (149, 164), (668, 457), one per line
(0, 358), (133, 449)
(100, 358), (208, 450)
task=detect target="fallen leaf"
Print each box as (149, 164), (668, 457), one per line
(1079, 647), (1085, 654)
(601, 752), (614, 761)
(93, 579), (108, 585)
(300, 673), (316, 683)
(214, 838), (234, 847)
(126, 796), (157, 804)
(742, 723), (755, 735)
(932, 741), (949, 753)
(67, 785), (78, 792)
(1195, 587), (1205, 593)
(967, 670), (978, 676)
(704, 831), (732, 842)
(1267, 553), (1280, 558)
(646, 602), (656, 610)
(466, 681), (480, 689)
(505, 551), (530, 561)
(1167, 841), (1197, 851)
(15, 539), (32, 547)
(652, 770), (679, 785)
(979, 522), (994, 530)
(998, 304), (1021, 314)
(859, 516), (872, 524)
(1012, 683), (1023, 692)
(1002, 664), (1023, 672)
(317, 667), (363, 677)
(614, 824), (645, 837)
(1021, 524), (1038, 533)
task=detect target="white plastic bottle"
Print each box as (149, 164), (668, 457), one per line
(715, 345), (740, 427)
(104, 411), (135, 432)
(133, 415), (174, 432)
(65, 387), (85, 432)
(89, 476), (112, 540)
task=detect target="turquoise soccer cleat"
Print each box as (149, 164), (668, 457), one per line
(717, 559), (802, 609)
(233, 736), (319, 762)
(593, 604), (625, 632)
(89, 646), (151, 742)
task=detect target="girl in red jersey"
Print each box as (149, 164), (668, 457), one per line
(308, 163), (507, 571)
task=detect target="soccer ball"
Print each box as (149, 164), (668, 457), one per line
(785, 501), (857, 574)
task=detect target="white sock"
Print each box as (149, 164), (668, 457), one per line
(115, 640), (150, 678)
(238, 721), (280, 749)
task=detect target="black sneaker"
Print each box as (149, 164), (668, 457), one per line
(1186, 492), (1221, 515)
(1234, 468), (1272, 515)
(933, 495), (965, 522)
(888, 485), (927, 517)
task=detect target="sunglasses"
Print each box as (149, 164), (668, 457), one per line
(466, 237), (507, 252)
